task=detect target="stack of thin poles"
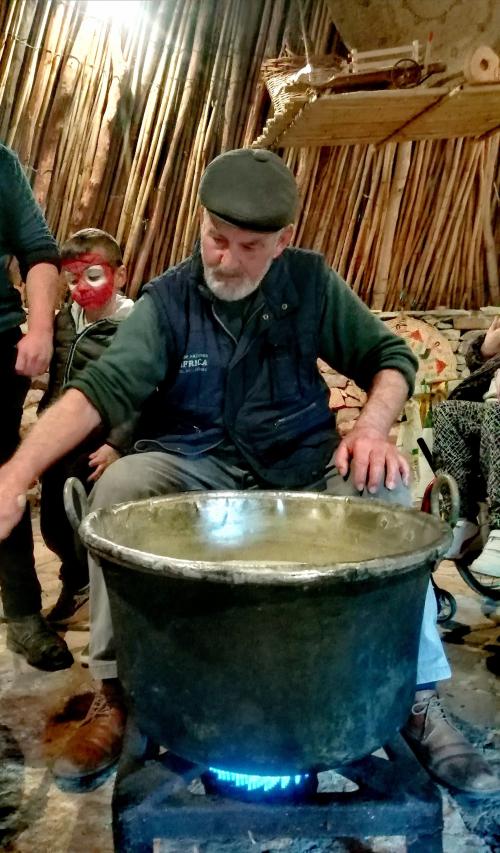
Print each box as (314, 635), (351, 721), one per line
(0, 0), (497, 308)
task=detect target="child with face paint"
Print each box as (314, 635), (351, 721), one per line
(37, 228), (135, 627)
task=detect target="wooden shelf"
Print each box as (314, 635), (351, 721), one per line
(253, 84), (500, 148)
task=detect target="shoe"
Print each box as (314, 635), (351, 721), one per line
(444, 518), (480, 560)
(402, 690), (500, 795)
(52, 680), (126, 782)
(469, 530), (500, 579)
(6, 613), (74, 671)
(46, 584), (90, 627)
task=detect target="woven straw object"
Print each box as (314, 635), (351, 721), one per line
(261, 54), (343, 113)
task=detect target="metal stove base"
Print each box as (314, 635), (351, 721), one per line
(112, 719), (443, 853)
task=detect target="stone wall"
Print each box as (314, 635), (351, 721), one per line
(319, 307), (500, 436)
(326, 0), (500, 80)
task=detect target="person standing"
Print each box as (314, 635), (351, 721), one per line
(0, 143), (72, 670)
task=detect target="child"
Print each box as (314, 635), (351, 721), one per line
(38, 228), (135, 625)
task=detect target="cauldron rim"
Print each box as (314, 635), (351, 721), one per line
(78, 491), (451, 585)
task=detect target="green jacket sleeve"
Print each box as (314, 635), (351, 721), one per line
(1, 145), (59, 279)
(67, 294), (169, 428)
(318, 265), (418, 396)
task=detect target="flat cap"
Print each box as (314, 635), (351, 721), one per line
(199, 148), (298, 232)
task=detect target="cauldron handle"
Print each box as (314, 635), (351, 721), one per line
(429, 473), (460, 528)
(63, 477), (89, 532)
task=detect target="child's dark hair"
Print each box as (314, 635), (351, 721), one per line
(61, 228), (123, 266)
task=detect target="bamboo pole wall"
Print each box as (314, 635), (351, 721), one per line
(0, 0), (498, 308)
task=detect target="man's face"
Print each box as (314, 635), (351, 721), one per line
(200, 210), (292, 302)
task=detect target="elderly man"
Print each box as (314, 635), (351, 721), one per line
(0, 149), (497, 795)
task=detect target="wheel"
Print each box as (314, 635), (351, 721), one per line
(434, 586), (457, 623)
(390, 58), (421, 88)
(429, 474), (460, 527)
(455, 555), (500, 602)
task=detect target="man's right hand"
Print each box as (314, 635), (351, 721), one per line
(481, 317), (500, 360)
(15, 329), (54, 377)
(0, 390), (102, 542)
(0, 469), (29, 540)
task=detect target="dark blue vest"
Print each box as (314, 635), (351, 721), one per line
(141, 247), (335, 487)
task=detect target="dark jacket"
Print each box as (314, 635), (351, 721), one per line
(142, 257), (334, 486)
(39, 300), (135, 452)
(137, 250), (374, 486)
(0, 145), (59, 334)
(448, 332), (500, 403)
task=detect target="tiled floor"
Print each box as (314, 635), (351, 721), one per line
(0, 519), (498, 852)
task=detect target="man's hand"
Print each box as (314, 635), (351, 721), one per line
(0, 389), (101, 542)
(0, 469), (29, 540)
(335, 425), (410, 494)
(481, 317), (500, 360)
(15, 329), (53, 376)
(87, 444), (121, 482)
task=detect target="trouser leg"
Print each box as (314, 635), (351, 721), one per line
(88, 451), (255, 680)
(310, 455), (451, 685)
(480, 403), (500, 529)
(433, 400), (484, 521)
(0, 329), (41, 618)
(40, 433), (105, 592)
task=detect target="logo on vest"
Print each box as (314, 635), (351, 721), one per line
(180, 352), (209, 373)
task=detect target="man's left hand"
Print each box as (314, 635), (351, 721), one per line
(335, 425), (410, 494)
(15, 330), (53, 376)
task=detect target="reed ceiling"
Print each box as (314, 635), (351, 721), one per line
(0, 0), (498, 309)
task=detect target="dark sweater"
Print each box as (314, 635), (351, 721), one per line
(39, 297), (136, 452)
(0, 145), (59, 334)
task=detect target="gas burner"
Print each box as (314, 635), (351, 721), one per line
(113, 722), (444, 852)
(204, 766), (311, 799)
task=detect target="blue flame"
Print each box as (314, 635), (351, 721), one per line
(209, 767), (308, 792)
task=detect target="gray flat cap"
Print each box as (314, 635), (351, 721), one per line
(199, 148), (298, 232)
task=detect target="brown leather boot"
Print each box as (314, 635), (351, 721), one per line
(402, 690), (500, 795)
(52, 679), (126, 782)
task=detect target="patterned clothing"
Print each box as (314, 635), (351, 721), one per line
(449, 332), (500, 403)
(433, 399), (500, 529)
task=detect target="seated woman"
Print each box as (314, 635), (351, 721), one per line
(433, 317), (500, 578)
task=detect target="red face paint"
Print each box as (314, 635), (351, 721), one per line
(62, 252), (115, 309)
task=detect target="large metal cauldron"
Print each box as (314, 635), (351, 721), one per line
(76, 490), (451, 774)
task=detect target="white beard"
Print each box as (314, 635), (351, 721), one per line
(202, 258), (273, 302)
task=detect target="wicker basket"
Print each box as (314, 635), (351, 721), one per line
(261, 54), (343, 113)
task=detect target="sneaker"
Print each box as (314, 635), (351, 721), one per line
(46, 584), (90, 627)
(444, 518), (480, 560)
(469, 530), (500, 579)
(52, 680), (126, 782)
(402, 690), (499, 795)
(6, 613), (74, 671)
